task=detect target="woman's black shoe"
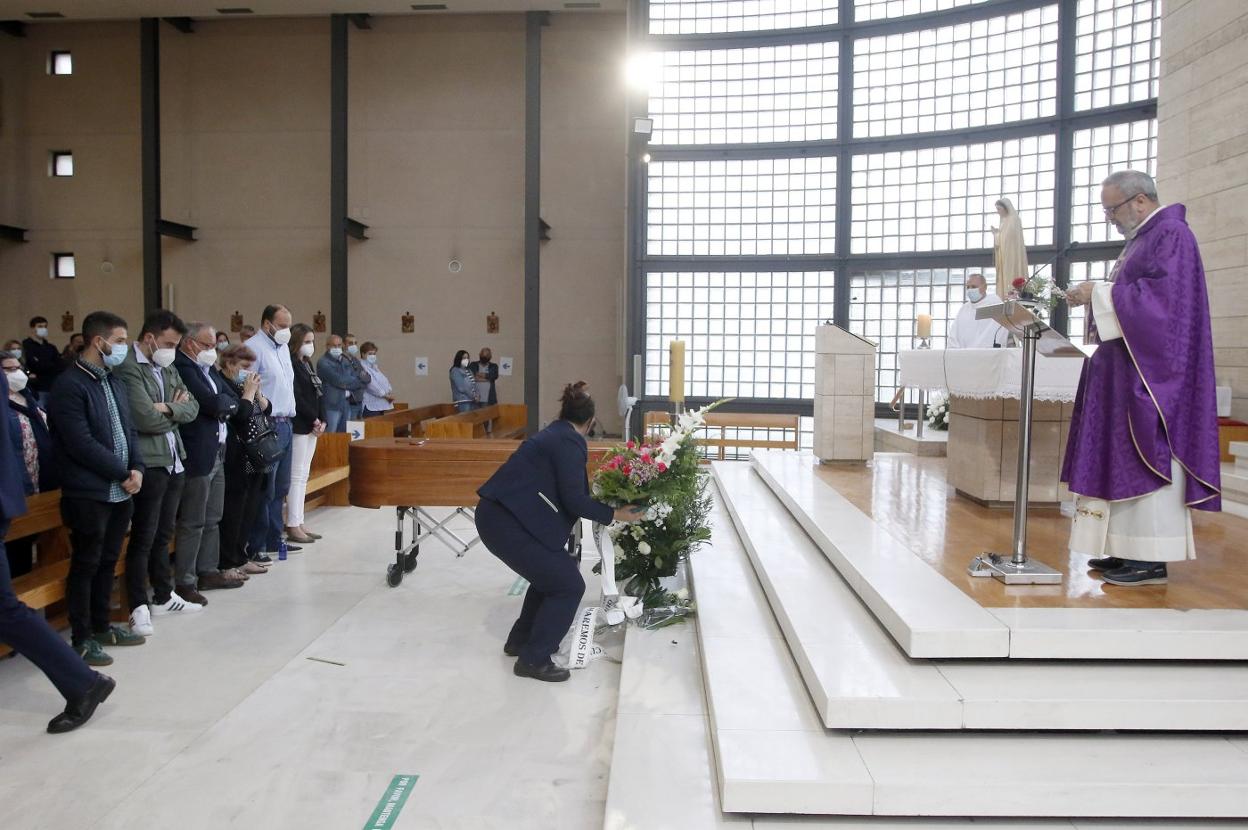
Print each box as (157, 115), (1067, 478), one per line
(504, 643), (521, 657)
(47, 673), (116, 734)
(513, 658), (570, 682)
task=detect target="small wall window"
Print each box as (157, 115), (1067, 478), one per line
(50, 151), (74, 177)
(52, 253), (76, 279)
(49, 51), (73, 75)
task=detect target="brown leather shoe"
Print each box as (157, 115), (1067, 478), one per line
(285, 527), (316, 544)
(196, 571), (242, 592)
(175, 584), (210, 606)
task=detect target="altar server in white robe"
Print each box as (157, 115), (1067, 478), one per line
(948, 273), (1008, 349)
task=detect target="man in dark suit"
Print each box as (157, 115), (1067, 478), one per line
(468, 347), (500, 406)
(0, 390), (117, 733)
(22, 315), (64, 398)
(173, 322), (244, 600)
(48, 311), (150, 667)
(475, 383), (640, 682)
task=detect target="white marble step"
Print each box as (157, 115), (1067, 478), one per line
(712, 461), (1248, 731)
(752, 450), (1248, 660)
(749, 450), (1010, 658)
(691, 485), (1248, 818)
(1229, 440), (1248, 459)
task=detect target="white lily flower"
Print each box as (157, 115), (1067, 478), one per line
(675, 587), (689, 601)
(637, 541), (651, 555)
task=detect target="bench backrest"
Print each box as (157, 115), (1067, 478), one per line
(643, 410), (801, 459)
(426, 404), (527, 439)
(362, 403), (458, 440)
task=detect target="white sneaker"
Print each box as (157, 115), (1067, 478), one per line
(129, 604), (155, 636)
(151, 594), (204, 615)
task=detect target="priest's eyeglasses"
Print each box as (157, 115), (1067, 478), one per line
(1102, 195), (1138, 216)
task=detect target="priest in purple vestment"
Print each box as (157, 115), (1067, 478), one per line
(1061, 170), (1221, 587)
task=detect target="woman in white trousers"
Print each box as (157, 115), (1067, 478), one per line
(286, 324), (326, 545)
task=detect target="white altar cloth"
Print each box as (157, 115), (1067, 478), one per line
(898, 348), (1085, 403)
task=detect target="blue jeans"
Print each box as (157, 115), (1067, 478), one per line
(247, 419), (293, 555)
(456, 401), (475, 413)
(325, 403), (349, 434)
(0, 520), (99, 703)
(348, 401), (363, 420)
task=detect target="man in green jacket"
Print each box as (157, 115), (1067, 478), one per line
(113, 310), (201, 638)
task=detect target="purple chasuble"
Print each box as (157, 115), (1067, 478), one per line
(1061, 204), (1221, 511)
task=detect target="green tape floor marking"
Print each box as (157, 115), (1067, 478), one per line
(364, 774), (419, 830)
(508, 577), (529, 596)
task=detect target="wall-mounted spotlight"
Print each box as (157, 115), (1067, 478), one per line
(633, 117), (654, 136)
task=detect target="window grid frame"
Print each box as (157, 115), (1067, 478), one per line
(629, 0), (1158, 411)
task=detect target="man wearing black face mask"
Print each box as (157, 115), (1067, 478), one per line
(468, 347), (499, 406)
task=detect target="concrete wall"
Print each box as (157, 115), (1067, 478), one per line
(0, 13), (628, 429)
(1156, 0), (1248, 420)
(0, 23), (144, 339)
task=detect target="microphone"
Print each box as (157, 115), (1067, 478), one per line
(1028, 240), (1080, 281)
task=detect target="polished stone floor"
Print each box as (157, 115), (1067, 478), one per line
(0, 507), (619, 830)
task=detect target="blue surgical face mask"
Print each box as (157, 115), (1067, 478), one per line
(347, 344), (360, 356)
(967, 288), (983, 303)
(10, 348), (21, 360)
(216, 341), (228, 351)
(236, 369), (250, 383)
(100, 341), (128, 368)
(329, 347), (343, 358)
(366, 354), (378, 365)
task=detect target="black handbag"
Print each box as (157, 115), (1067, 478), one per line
(243, 412), (283, 471)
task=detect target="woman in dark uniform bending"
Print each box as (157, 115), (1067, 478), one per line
(476, 383), (641, 682)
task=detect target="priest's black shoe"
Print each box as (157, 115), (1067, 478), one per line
(1103, 561), (1168, 586)
(47, 674), (116, 734)
(504, 643), (521, 657)
(1087, 556), (1125, 572)
(513, 658), (570, 683)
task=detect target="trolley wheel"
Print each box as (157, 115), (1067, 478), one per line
(386, 563), (404, 588)
(403, 551), (419, 573)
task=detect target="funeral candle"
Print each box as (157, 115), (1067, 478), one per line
(669, 340), (686, 403)
(916, 314), (932, 339)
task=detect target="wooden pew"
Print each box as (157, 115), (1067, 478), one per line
(643, 410), (801, 460)
(303, 431), (351, 512)
(362, 403), (457, 440)
(425, 404), (527, 440)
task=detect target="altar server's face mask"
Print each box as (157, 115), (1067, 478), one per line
(966, 288), (983, 303)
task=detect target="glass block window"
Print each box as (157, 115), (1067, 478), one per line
(1065, 259), (1115, 346)
(849, 266), (994, 401)
(647, 0), (838, 35)
(855, 0), (992, 23)
(1070, 118), (1157, 244)
(51, 151), (74, 177)
(648, 41), (839, 146)
(647, 156), (837, 256)
(850, 135), (1055, 254)
(1074, 0), (1161, 111)
(644, 270), (836, 399)
(852, 5), (1059, 138)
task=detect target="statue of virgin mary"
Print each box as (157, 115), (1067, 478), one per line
(991, 198), (1029, 297)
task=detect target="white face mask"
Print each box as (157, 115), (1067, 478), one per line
(460, 358), (470, 368)
(35, 326), (49, 339)
(272, 326), (292, 346)
(153, 347), (177, 368)
(329, 347), (343, 358)
(366, 354), (378, 365)
(197, 348), (218, 367)
(6, 370), (28, 393)
(299, 343), (315, 358)
(966, 288), (983, 303)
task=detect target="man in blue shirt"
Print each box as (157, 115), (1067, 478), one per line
(316, 334), (366, 434)
(244, 304), (299, 559)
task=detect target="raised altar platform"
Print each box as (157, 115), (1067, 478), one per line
(747, 450), (1248, 659)
(602, 456), (1248, 823)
